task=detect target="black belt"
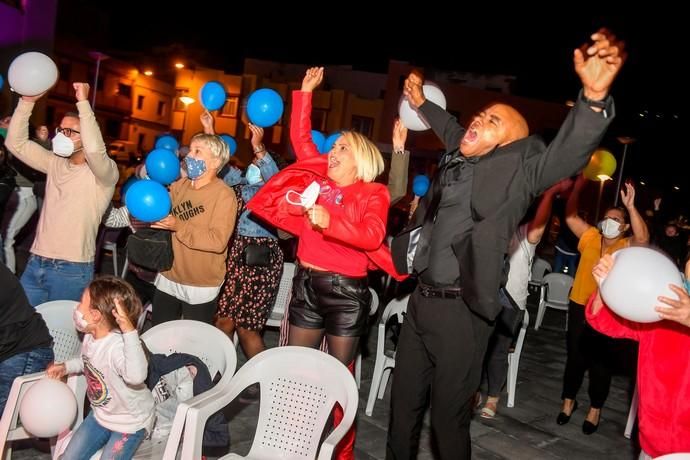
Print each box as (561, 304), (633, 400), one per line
(418, 283), (463, 299)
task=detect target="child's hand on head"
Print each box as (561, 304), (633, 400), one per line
(112, 298), (135, 333)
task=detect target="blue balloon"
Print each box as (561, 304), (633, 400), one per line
(323, 132), (342, 154)
(200, 81), (227, 111)
(246, 88), (284, 128)
(155, 135), (179, 152)
(125, 180), (171, 223)
(0, 74), (3, 91)
(219, 134), (237, 156)
(120, 176), (138, 202)
(311, 130), (326, 153)
(145, 148), (180, 185)
(412, 175), (430, 197)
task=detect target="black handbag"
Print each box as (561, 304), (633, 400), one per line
(126, 229), (174, 272)
(242, 243), (272, 267)
(497, 286), (526, 339)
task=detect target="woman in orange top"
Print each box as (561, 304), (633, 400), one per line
(557, 175), (648, 434)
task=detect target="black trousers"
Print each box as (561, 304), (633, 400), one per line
(561, 300), (613, 408)
(151, 288), (217, 326)
(386, 287), (493, 460)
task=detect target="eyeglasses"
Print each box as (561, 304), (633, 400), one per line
(56, 127), (80, 137)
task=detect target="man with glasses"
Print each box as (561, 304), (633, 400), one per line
(4, 82), (118, 305)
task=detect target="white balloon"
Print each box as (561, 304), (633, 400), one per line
(8, 52), (59, 96)
(399, 83), (447, 131)
(20, 378), (77, 438)
(600, 247), (683, 323)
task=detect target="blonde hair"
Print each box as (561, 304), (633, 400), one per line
(87, 276), (142, 330)
(340, 131), (384, 183)
(190, 133), (230, 170)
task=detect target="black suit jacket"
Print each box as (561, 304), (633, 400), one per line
(392, 93), (614, 321)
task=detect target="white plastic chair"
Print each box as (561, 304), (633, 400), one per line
(365, 295), (410, 416)
(180, 346), (358, 460)
(528, 258), (552, 292)
(265, 262), (297, 329)
(354, 288), (379, 389)
(0, 300), (83, 460)
(534, 273), (573, 331)
(506, 309), (530, 408)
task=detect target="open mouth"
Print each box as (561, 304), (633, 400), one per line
(462, 128), (478, 144)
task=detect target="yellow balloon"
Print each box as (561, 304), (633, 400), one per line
(583, 149), (617, 181)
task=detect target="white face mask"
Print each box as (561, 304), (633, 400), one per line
(599, 218), (622, 239)
(72, 307), (90, 332)
(52, 132), (76, 157)
(285, 181), (321, 208)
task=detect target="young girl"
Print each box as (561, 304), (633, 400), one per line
(47, 276), (154, 460)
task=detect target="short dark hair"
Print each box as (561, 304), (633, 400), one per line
(63, 111), (79, 119)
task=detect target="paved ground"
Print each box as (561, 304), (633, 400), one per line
(5, 222), (640, 459)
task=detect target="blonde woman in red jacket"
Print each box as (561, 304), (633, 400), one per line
(249, 67), (405, 459)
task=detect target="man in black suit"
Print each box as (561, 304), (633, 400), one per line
(387, 30), (626, 459)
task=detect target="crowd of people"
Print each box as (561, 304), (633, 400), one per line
(1, 28), (689, 460)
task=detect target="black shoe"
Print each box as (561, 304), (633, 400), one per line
(582, 412), (600, 435)
(556, 400), (578, 425)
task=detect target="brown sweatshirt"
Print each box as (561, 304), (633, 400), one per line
(162, 177), (237, 287)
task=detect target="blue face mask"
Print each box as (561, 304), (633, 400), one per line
(245, 164), (263, 185)
(184, 156), (207, 180)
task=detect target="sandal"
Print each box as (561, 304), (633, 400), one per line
(480, 397), (499, 419)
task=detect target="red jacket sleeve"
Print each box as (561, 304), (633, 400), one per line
(585, 293), (641, 341)
(322, 184), (389, 251)
(290, 91), (320, 160)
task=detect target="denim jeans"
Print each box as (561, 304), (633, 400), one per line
(0, 347), (54, 415)
(20, 255), (94, 307)
(61, 412), (146, 460)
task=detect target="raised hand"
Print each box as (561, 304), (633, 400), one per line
(620, 182), (636, 209)
(574, 29), (626, 101)
(73, 82), (90, 102)
(249, 123), (265, 153)
(403, 71), (425, 108)
(200, 110), (215, 134)
(392, 118), (408, 151)
(112, 297), (135, 333)
(301, 67), (324, 92)
(592, 253), (615, 287)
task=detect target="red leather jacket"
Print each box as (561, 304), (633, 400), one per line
(247, 91), (406, 281)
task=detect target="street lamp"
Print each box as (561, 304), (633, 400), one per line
(595, 174), (612, 221)
(88, 51), (110, 109)
(613, 136), (636, 206)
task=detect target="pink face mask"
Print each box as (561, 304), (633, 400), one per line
(72, 308), (90, 332)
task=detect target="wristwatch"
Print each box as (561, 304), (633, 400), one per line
(579, 91), (609, 117)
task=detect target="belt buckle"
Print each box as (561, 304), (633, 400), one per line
(420, 286), (432, 297)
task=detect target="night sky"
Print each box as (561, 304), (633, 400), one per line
(59, 4), (686, 213)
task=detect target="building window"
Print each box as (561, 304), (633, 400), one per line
(137, 133), (145, 151)
(157, 101), (166, 117)
(59, 62), (71, 82)
(311, 109), (328, 131)
(118, 84), (132, 98)
(137, 95), (145, 110)
(88, 74), (105, 92)
(105, 119), (121, 139)
(350, 115), (374, 138)
(219, 96), (239, 118)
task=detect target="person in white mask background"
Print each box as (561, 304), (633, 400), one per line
(203, 113), (283, 378)
(556, 174), (648, 435)
(4, 82), (118, 305)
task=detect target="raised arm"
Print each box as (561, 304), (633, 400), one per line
(5, 96), (52, 173)
(404, 72), (464, 151)
(388, 118), (410, 205)
(564, 174), (591, 239)
(74, 83), (119, 187)
(619, 182), (649, 245)
(290, 67), (323, 160)
(527, 178), (572, 244)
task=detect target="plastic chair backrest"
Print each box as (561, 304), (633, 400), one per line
(381, 295), (410, 325)
(232, 346), (358, 459)
(543, 273), (574, 304)
(141, 320), (237, 386)
(531, 258), (552, 283)
(36, 300), (81, 363)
